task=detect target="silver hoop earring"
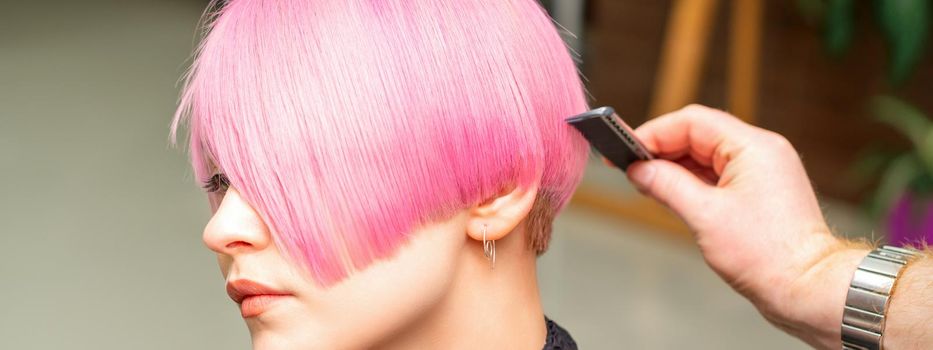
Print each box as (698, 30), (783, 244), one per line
(482, 224), (496, 269)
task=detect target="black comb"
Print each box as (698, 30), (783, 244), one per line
(566, 106), (654, 170)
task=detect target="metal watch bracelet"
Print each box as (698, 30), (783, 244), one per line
(841, 245), (918, 350)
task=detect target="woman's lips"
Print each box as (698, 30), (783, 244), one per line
(226, 279), (292, 318)
(238, 294), (290, 318)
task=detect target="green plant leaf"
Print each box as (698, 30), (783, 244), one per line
(825, 0), (855, 56)
(877, 0), (930, 84)
(919, 132), (933, 175)
(868, 153), (920, 219)
(848, 146), (899, 187)
(870, 95), (933, 175)
(909, 170), (933, 195)
(871, 95), (931, 147)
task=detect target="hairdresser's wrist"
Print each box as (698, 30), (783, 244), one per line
(883, 254), (933, 349)
(758, 238), (868, 350)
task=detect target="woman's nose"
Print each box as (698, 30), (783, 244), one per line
(202, 187), (272, 256)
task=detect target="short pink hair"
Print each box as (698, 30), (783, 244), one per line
(173, 0), (589, 285)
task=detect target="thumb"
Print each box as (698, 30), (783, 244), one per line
(626, 160), (714, 217)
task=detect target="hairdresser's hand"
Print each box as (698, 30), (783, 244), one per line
(624, 105), (867, 349)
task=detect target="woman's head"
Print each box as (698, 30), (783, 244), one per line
(175, 0), (588, 285)
(174, 0), (588, 347)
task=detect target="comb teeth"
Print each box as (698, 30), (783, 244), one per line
(565, 106), (654, 169)
(605, 116), (635, 146)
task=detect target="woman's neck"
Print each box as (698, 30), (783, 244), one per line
(375, 233), (547, 349)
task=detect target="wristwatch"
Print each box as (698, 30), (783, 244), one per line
(842, 245), (918, 350)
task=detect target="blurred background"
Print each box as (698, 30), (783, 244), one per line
(1, 0), (930, 349)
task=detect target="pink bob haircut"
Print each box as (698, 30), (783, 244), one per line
(173, 0), (590, 286)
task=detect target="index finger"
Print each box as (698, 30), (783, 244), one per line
(634, 105), (759, 174)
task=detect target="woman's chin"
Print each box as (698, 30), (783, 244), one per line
(248, 324), (308, 350)
(249, 333), (297, 350)
(248, 325), (338, 350)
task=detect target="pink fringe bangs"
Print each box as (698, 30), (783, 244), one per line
(173, 0), (589, 285)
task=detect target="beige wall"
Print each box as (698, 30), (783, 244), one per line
(0, 1), (249, 348)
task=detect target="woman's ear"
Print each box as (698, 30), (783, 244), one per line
(465, 183), (539, 243)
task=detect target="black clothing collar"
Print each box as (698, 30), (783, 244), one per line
(543, 317), (577, 350)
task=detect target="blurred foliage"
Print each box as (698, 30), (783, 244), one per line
(796, 1), (931, 225)
(862, 96), (933, 218)
(797, 0), (929, 85)
(825, 0), (855, 56)
(878, 0), (930, 84)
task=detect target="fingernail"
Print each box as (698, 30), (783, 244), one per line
(628, 163), (655, 190)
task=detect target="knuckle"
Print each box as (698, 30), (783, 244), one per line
(757, 131), (797, 156)
(681, 104), (732, 121)
(683, 103), (709, 111)
(763, 131), (792, 148)
(681, 104), (711, 115)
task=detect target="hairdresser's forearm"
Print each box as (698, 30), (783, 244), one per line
(774, 245), (933, 349)
(883, 254), (933, 349)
